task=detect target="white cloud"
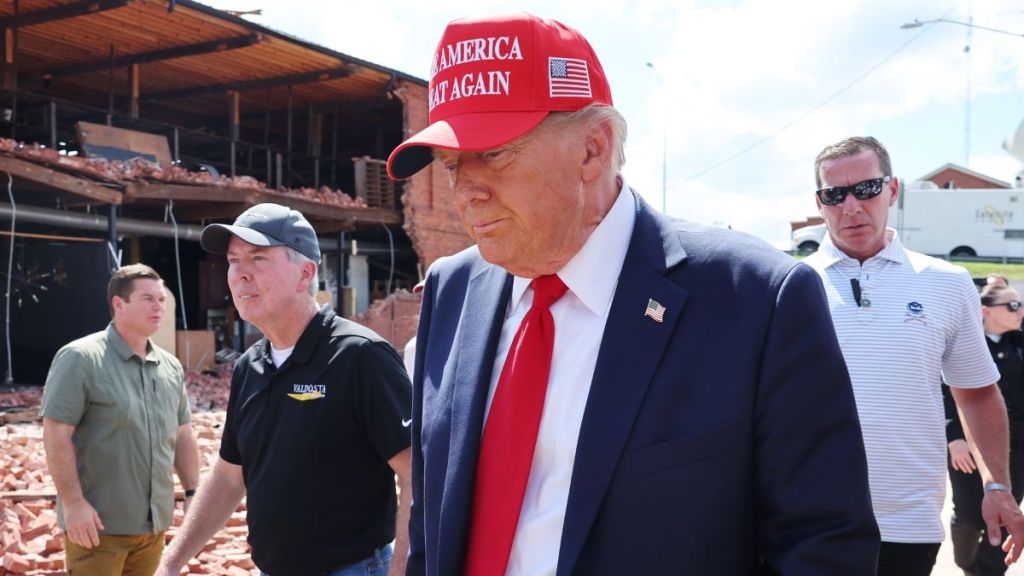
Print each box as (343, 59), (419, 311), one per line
(622, 0), (1024, 245)
(200, 0), (1024, 246)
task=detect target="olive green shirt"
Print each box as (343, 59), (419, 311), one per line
(41, 324), (191, 534)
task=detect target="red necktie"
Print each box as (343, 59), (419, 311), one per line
(464, 274), (569, 576)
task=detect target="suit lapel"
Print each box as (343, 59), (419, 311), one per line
(437, 262), (512, 575)
(557, 197), (689, 575)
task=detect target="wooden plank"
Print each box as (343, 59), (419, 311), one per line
(0, 155), (123, 204)
(76, 121), (173, 164)
(141, 68), (352, 102)
(306, 217), (356, 234)
(124, 182), (247, 203)
(129, 63), (140, 119)
(0, 0), (133, 29)
(0, 407), (40, 425)
(173, 202), (250, 221)
(26, 33), (266, 86)
(3, 28), (13, 90)
(353, 157), (397, 209)
(350, 207), (403, 225)
(0, 491), (56, 502)
(247, 190), (401, 225)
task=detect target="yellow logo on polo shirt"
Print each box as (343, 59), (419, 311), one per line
(288, 384), (327, 401)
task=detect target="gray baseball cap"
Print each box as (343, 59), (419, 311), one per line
(200, 203), (321, 263)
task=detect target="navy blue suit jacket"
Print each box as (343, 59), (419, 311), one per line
(407, 192), (879, 575)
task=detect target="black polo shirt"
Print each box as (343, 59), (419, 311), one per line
(220, 306), (412, 575)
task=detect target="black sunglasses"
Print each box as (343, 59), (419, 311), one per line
(985, 301), (1023, 312)
(816, 176), (892, 206)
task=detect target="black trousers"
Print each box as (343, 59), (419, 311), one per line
(948, 432), (1024, 576)
(877, 541), (940, 576)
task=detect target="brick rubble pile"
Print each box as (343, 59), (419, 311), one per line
(0, 138), (367, 210)
(0, 367), (254, 575)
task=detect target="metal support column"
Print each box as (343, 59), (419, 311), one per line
(228, 90), (239, 177)
(337, 230), (348, 316)
(107, 204), (119, 271)
(172, 127), (179, 163)
(48, 101), (56, 150)
(285, 85), (292, 187)
(107, 44), (115, 119)
(331, 103), (338, 188)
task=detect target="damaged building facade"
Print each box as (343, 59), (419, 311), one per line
(0, 0), (471, 384)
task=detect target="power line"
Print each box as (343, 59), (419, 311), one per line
(676, 5), (960, 187)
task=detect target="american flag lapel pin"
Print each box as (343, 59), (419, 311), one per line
(644, 299), (666, 323)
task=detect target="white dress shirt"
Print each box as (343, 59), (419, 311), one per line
(483, 181), (636, 576)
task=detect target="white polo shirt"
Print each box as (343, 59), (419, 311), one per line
(805, 230), (998, 543)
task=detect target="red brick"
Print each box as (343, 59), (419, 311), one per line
(2, 553), (30, 573)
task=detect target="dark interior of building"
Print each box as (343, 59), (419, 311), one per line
(0, 0), (425, 384)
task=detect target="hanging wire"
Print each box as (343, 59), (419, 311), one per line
(168, 199), (188, 330)
(678, 3), (961, 185)
(4, 172), (15, 385)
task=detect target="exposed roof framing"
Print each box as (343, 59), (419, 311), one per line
(25, 33), (268, 87)
(0, 0), (428, 154)
(0, 0), (133, 29)
(141, 68), (353, 102)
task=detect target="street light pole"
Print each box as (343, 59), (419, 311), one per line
(899, 16), (1024, 166)
(646, 62), (667, 214)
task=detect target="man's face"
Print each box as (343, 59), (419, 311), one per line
(113, 278), (166, 338)
(817, 150), (898, 262)
(435, 119), (597, 278)
(226, 237), (309, 327)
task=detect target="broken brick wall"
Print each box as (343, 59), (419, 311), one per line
(395, 80), (474, 271)
(350, 80), (474, 355)
(354, 290), (422, 354)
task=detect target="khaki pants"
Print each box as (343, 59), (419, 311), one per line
(64, 532), (164, 576)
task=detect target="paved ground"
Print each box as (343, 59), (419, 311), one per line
(933, 479), (1024, 576)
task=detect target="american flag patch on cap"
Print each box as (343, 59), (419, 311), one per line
(549, 57), (592, 98)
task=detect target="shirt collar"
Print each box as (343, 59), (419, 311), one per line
(105, 323), (158, 363)
(508, 178), (636, 317)
(817, 227), (907, 268)
(257, 305), (333, 368)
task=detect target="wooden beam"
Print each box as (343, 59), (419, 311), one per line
(141, 68), (352, 102)
(230, 98), (397, 124)
(172, 202), (249, 221)
(3, 28), (13, 90)
(124, 182), (247, 203)
(129, 63), (139, 119)
(0, 491), (56, 502)
(228, 90), (240, 141)
(0, 155), (123, 204)
(0, 0), (133, 29)
(306, 217), (356, 234)
(25, 34), (266, 87)
(247, 190), (401, 225)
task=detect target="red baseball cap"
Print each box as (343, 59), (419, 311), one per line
(386, 13), (613, 180)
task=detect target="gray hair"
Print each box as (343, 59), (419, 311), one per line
(285, 246), (319, 297)
(545, 104), (628, 172)
(814, 136), (892, 189)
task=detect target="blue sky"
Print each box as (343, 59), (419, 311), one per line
(203, 0), (1024, 248)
